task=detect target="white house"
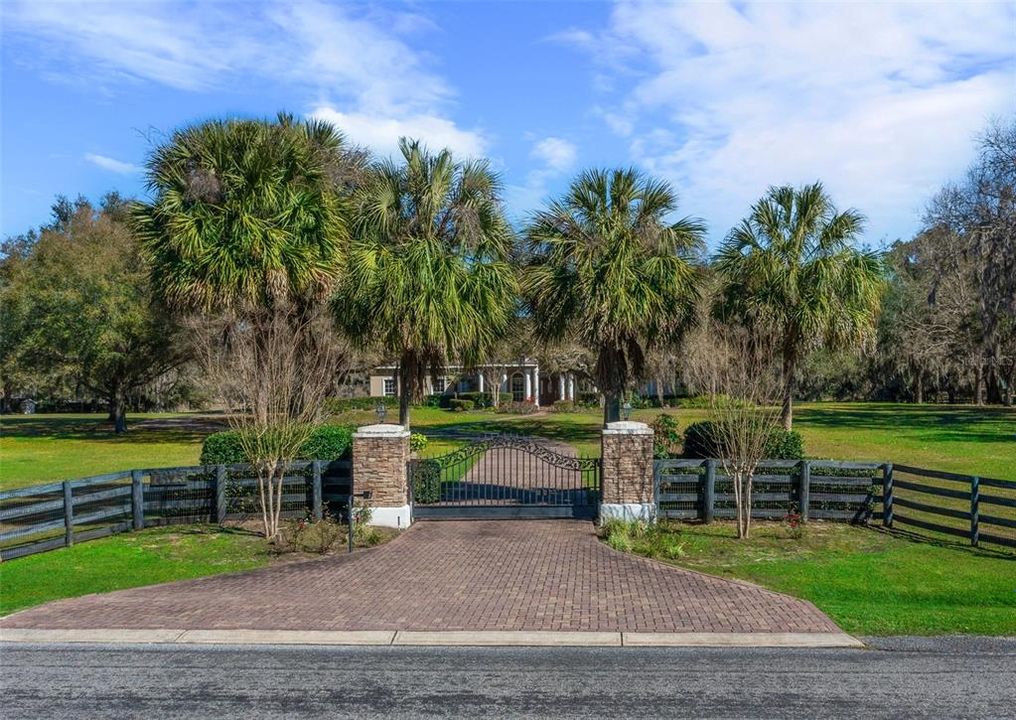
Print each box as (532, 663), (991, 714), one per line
(368, 359), (596, 406)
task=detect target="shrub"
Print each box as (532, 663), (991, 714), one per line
(324, 396), (401, 413)
(552, 400), (575, 413)
(448, 399), (475, 412)
(410, 433), (428, 453)
(200, 424), (354, 465)
(411, 459), (442, 503)
(681, 421), (805, 460)
(454, 391), (511, 408)
(276, 515), (344, 554)
(300, 425), (354, 462)
(650, 414), (681, 458)
(493, 401), (540, 415)
(576, 391), (600, 407)
(599, 518), (685, 559)
(422, 394), (446, 408)
(199, 431), (245, 465)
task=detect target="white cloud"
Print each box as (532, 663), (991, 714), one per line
(84, 153), (140, 174)
(506, 136), (580, 218)
(4, 0), (483, 156)
(530, 137), (577, 171)
(578, 1), (1016, 243)
(309, 106), (486, 159)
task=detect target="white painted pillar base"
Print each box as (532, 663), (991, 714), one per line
(367, 504), (412, 529)
(599, 503), (655, 524)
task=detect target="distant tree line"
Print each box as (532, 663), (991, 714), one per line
(1, 113), (1012, 434)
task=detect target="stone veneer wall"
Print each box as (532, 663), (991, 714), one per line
(352, 425), (410, 508)
(600, 422), (654, 506)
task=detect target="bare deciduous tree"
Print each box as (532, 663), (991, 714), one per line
(689, 325), (782, 539)
(194, 304), (341, 540)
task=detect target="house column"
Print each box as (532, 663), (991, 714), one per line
(478, 373), (485, 393)
(600, 421), (654, 522)
(501, 373), (508, 392)
(567, 374), (575, 401)
(559, 375), (566, 400)
(533, 367), (540, 407)
(524, 371), (532, 402)
(353, 423), (411, 529)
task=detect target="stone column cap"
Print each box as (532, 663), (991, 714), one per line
(602, 421), (653, 435)
(354, 423), (411, 439)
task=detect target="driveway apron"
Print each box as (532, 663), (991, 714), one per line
(1, 520), (841, 633)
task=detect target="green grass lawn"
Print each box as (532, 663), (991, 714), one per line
(602, 520), (1016, 635)
(0, 413), (215, 489)
(0, 525), (271, 616)
(2, 402), (1013, 491)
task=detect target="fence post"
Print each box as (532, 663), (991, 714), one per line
(799, 460), (811, 522)
(312, 460), (323, 522)
(215, 464), (227, 524)
(703, 459), (716, 523)
(348, 492), (355, 553)
(970, 476), (980, 547)
(131, 470), (144, 530)
(882, 463), (894, 528)
(62, 481), (74, 547)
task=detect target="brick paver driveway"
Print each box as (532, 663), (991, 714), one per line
(1, 521), (840, 633)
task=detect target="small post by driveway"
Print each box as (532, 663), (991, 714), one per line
(600, 421), (655, 523)
(352, 423), (412, 529)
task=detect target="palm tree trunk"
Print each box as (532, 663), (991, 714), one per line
(781, 345), (796, 431)
(603, 393), (621, 426)
(398, 351), (415, 429)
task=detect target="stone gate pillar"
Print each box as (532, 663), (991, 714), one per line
(600, 421), (655, 522)
(353, 423), (411, 529)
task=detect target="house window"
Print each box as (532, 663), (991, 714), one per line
(383, 378), (397, 397)
(433, 377), (446, 393)
(510, 373), (525, 402)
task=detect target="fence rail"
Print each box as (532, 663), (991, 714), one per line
(0, 460), (353, 561)
(654, 458), (1015, 551)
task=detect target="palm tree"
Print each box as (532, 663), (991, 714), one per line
(715, 182), (885, 429)
(133, 113), (358, 540)
(524, 168), (704, 425)
(334, 139), (518, 428)
(133, 112), (353, 312)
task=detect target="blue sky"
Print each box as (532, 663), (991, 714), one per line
(2, 1), (1014, 246)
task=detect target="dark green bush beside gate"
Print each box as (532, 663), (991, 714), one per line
(682, 421), (805, 460)
(200, 425), (355, 465)
(411, 459), (443, 504)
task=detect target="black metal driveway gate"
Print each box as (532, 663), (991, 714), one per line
(409, 434), (601, 520)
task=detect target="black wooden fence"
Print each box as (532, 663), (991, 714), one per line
(654, 459), (1015, 551)
(884, 464), (1016, 550)
(0, 460), (353, 561)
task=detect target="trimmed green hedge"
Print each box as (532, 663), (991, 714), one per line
(681, 421), (804, 460)
(448, 399), (475, 412)
(324, 396), (400, 413)
(200, 425), (355, 465)
(455, 391), (512, 409)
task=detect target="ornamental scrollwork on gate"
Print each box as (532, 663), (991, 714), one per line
(420, 433), (600, 471)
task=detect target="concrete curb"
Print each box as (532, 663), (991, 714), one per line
(0, 628), (864, 648)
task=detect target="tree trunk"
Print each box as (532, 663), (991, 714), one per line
(915, 374), (924, 404)
(398, 358), (411, 429)
(603, 393), (621, 427)
(109, 390), (128, 434)
(974, 363), (984, 406)
(781, 344), (796, 431)
(655, 377), (665, 407)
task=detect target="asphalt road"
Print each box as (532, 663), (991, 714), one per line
(2, 637), (1013, 719)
